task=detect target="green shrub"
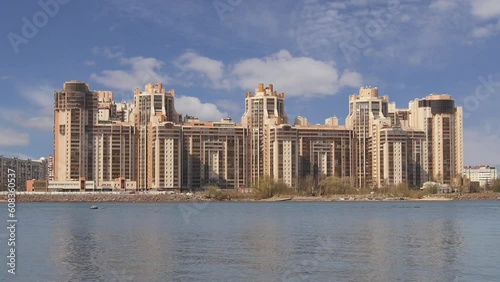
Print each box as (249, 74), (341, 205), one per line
(318, 177), (355, 195)
(253, 176), (289, 199)
(206, 186), (229, 200)
(493, 179), (500, 193)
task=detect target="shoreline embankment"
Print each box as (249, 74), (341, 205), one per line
(1, 192), (499, 203)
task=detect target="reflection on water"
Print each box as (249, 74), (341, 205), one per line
(2, 202), (500, 281)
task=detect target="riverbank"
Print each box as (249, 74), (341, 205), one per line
(1, 192), (499, 203)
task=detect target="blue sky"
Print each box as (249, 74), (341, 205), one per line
(0, 0), (499, 167)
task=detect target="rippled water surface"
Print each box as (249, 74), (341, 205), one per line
(1, 201), (500, 281)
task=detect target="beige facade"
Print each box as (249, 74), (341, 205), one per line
(370, 127), (426, 188)
(346, 87), (391, 188)
(345, 87), (462, 188)
(92, 124), (136, 187)
(409, 94), (463, 184)
(51, 81), (463, 191)
(296, 125), (354, 185)
(182, 119), (247, 189)
(241, 83), (288, 186)
(150, 119), (183, 190)
(54, 81), (97, 181)
(134, 83), (180, 188)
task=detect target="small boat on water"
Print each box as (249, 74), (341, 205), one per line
(89, 205), (98, 210)
(275, 197), (292, 202)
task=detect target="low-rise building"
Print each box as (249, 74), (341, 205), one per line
(463, 166), (497, 188)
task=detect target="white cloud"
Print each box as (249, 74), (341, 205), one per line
(470, 0), (500, 19)
(175, 96), (227, 122)
(91, 56), (170, 91)
(2, 84), (56, 132)
(19, 84), (55, 110)
(0, 127), (29, 147)
(171, 49), (363, 96)
(231, 50), (362, 96)
(175, 52), (228, 89)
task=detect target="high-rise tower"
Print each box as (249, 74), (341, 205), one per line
(241, 83), (288, 186)
(134, 83), (180, 188)
(409, 94), (463, 184)
(53, 81), (97, 181)
(346, 87), (389, 188)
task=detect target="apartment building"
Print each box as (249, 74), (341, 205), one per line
(345, 87), (390, 188)
(50, 81), (463, 191)
(0, 156), (47, 191)
(241, 83), (288, 186)
(134, 83), (180, 189)
(182, 118), (247, 189)
(295, 124), (354, 185)
(92, 123), (136, 187)
(150, 118), (183, 190)
(409, 94), (464, 184)
(54, 81), (97, 181)
(463, 166), (497, 187)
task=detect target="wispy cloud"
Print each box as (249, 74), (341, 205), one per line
(91, 55), (170, 91)
(0, 84), (55, 132)
(0, 127), (29, 147)
(84, 60), (96, 66)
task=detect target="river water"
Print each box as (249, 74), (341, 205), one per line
(1, 201), (499, 281)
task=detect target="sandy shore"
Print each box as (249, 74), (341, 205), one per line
(1, 192), (499, 203)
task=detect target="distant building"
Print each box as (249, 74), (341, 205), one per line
(463, 166), (497, 188)
(26, 180), (49, 192)
(0, 156), (48, 191)
(294, 116), (308, 126)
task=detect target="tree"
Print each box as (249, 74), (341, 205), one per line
(493, 179), (500, 193)
(318, 176), (352, 195)
(297, 175), (315, 195)
(253, 176), (288, 199)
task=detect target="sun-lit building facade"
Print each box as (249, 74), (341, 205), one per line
(50, 81), (464, 191)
